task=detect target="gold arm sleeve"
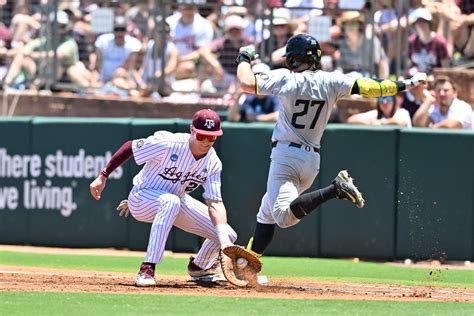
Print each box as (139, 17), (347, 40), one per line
(356, 78), (399, 98)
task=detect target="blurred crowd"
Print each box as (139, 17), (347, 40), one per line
(0, 0), (472, 130)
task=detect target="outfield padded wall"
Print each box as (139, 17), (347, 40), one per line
(0, 118), (32, 244)
(396, 129), (474, 261)
(319, 126), (399, 259)
(28, 118), (132, 247)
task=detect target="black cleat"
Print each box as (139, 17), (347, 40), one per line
(332, 170), (365, 208)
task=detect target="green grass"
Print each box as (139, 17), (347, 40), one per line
(1, 292), (474, 316)
(1, 250), (474, 288)
(2, 251), (474, 315)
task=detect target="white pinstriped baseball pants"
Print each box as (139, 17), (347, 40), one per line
(127, 187), (237, 270)
(257, 144), (320, 228)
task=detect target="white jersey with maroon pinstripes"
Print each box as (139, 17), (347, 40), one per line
(256, 68), (354, 148)
(131, 131), (222, 201)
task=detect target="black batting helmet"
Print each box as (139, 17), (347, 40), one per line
(283, 34), (322, 70)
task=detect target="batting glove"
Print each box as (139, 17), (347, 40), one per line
(236, 45), (258, 65)
(116, 199), (129, 217)
(403, 72), (427, 89)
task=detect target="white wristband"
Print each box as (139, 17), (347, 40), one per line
(215, 224), (231, 246)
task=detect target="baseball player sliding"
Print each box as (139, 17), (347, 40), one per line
(89, 109), (238, 287)
(236, 34), (427, 258)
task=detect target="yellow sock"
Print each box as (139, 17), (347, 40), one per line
(246, 237), (262, 257)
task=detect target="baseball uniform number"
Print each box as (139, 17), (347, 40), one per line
(185, 182), (199, 192)
(291, 99), (326, 129)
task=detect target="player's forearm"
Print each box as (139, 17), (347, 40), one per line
(208, 200), (232, 246)
(351, 78), (405, 97)
(208, 200), (227, 226)
(100, 140), (133, 178)
(352, 73), (427, 98)
(237, 62), (256, 94)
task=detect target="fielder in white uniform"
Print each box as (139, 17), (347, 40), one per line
(89, 109), (236, 286)
(236, 34), (427, 257)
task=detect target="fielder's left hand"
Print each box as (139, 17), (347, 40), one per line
(116, 200), (130, 217)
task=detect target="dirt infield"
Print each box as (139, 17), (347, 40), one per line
(1, 246), (474, 302)
(2, 266), (474, 302)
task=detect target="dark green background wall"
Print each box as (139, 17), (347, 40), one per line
(319, 126), (399, 259)
(396, 129), (474, 260)
(0, 118), (472, 260)
(0, 117), (32, 245)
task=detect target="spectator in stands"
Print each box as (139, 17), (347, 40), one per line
(61, 6), (89, 64)
(422, 0), (462, 58)
(0, 23), (12, 80)
(413, 76), (473, 129)
(446, 0), (474, 62)
(1, 0), (16, 28)
(225, 6), (255, 42)
(133, 20), (179, 98)
(374, 0), (417, 74)
(8, 0), (41, 49)
(285, 0), (324, 23)
(261, 8), (297, 69)
(399, 74), (432, 120)
(102, 0), (128, 18)
(335, 11), (388, 79)
(57, 5), (100, 90)
(227, 63), (281, 122)
(166, 2), (214, 82)
(304, 0), (344, 71)
(339, 0), (366, 10)
(198, 14), (253, 94)
(125, 0), (153, 42)
(2, 11), (79, 90)
(93, 16), (141, 84)
(408, 7), (450, 74)
(347, 95), (412, 127)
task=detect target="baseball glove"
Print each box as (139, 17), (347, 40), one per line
(219, 250), (260, 287)
(221, 245), (262, 272)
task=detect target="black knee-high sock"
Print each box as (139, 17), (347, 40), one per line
(251, 222), (276, 255)
(290, 184), (337, 219)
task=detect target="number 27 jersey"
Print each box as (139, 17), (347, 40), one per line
(256, 69), (354, 148)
